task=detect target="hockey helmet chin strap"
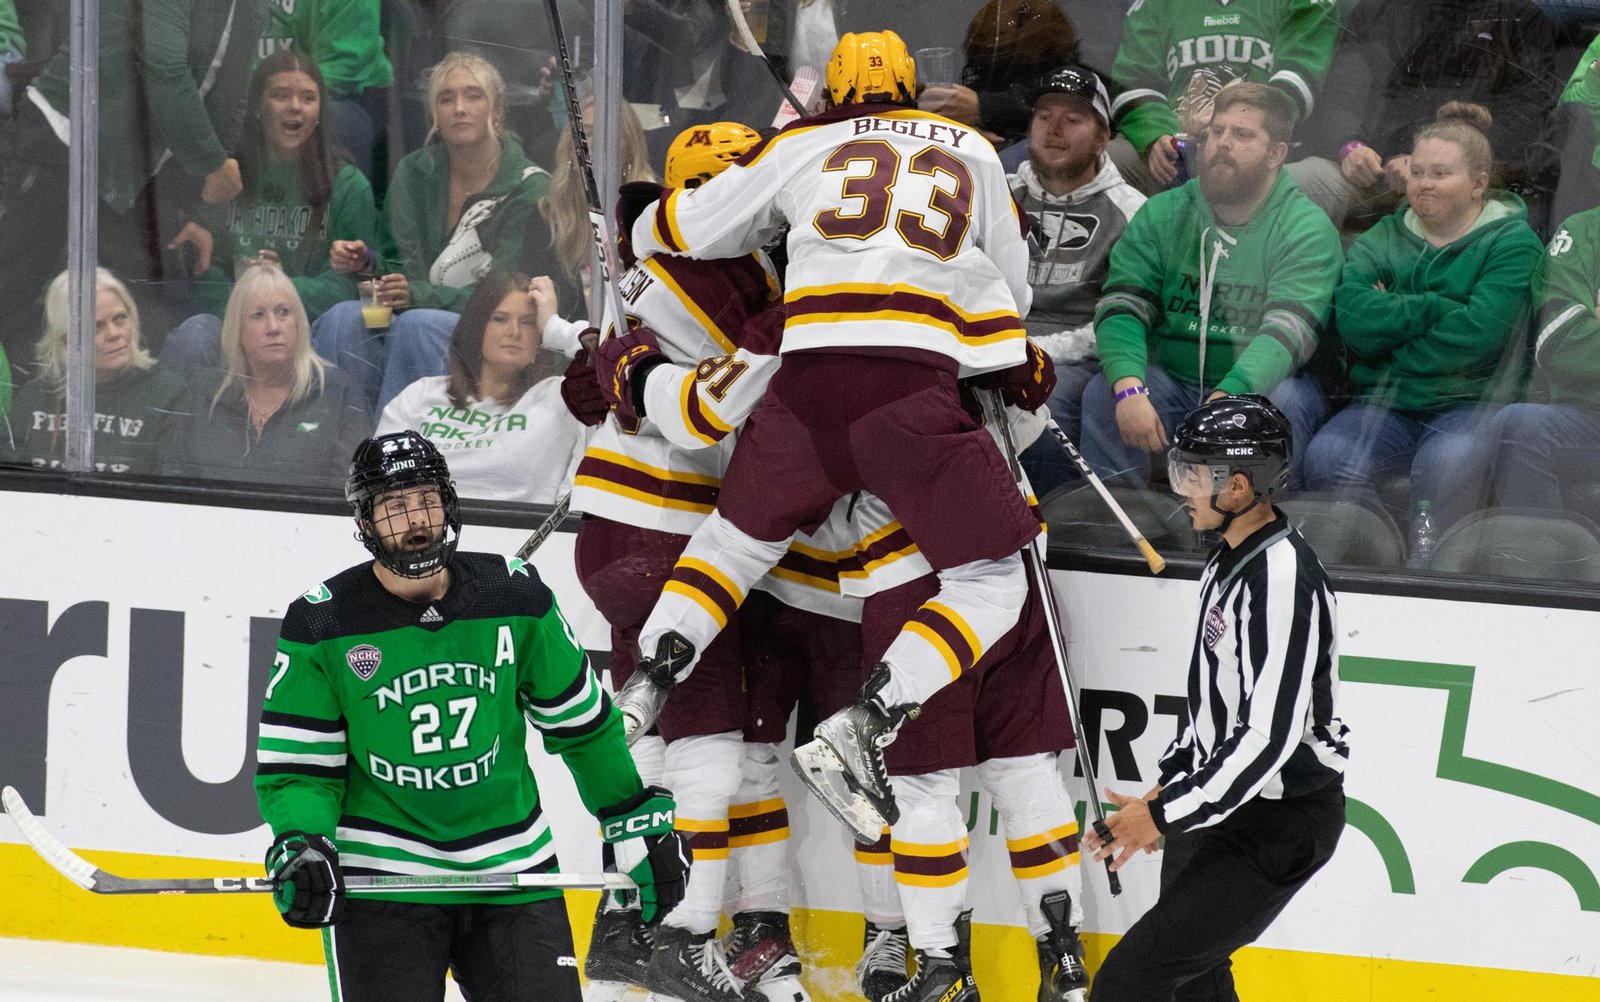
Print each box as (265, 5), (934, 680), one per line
(1169, 451), (1265, 535)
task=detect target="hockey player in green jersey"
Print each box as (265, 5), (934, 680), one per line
(254, 430), (691, 1002)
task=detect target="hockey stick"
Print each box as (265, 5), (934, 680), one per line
(987, 396), (1123, 897)
(1042, 417), (1166, 575)
(725, 0), (808, 118)
(542, 0), (631, 339)
(515, 491), (573, 561)
(3, 786), (634, 896)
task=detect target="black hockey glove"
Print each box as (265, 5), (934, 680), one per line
(599, 785), (691, 924)
(595, 325), (668, 426)
(560, 344), (609, 426)
(265, 831), (345, 929)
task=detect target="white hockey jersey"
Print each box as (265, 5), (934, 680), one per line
(630, 103), (1034, 378)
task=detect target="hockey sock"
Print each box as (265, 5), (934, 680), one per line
(877, 553), (1026, 707)
(725, 742), (792, 916)
(631, 734), (667, 789)
(889, 769), (968, 952)
(639, 512), (791, 677)
(852, 824), (902, 928)
(661, 731), (745, 933)
(976, 753), (1084, 935)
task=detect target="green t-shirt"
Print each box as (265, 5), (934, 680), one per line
(258, 0), (394, 100)
(256, 551), (642, 905)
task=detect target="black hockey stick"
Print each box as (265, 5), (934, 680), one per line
(987, 394), (1123, 897)
(1042, 417), (1166, 574)
(3, 786), (633, 896)
(724, 0), (808, 118)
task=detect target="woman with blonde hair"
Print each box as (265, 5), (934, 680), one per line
(4, 268), (184, 474)
(315, 51), (565, 414)
(163, 264), (371, 486)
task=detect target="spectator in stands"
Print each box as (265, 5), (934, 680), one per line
(540, 99), (657, 328)
(624, 0), (727, 162)
(313, 52), (560, 415)
(161, 51), (377, 370)
(1103, 0), (1339, 197)
(918, 0), (1079, 148)
(0, 0), (22, 117)
(376, 271), (584, 505)
(257, 0), (394, 177)
(1009, 65), (1145, 496)
(1304, 103), (1544, 534)
(162, 263), (371, 487)
(1484, 206), (1600, 510)
(4, 268), (183, 474)
(0, 0), (266, 377)
(1081, 83), (1341, 489)
(1307, 0), (1559, 233)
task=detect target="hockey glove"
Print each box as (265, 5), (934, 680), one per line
(560, 345), (609, 426)
(595, 325), (669, 426)
(265, 831), (345, 929)
(599, 785), (691, 924)
(971, 339), (1056, 412)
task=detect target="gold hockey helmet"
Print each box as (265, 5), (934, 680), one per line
(825, 31), (916, 108)
(664, 121), (763, 188)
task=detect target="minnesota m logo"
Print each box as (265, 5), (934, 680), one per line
(685, 129), (713, 147)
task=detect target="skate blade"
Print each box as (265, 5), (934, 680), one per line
(755, 973), (808, 1002)
(583, 980), (645, 1002)
(790, 739), (886, 842)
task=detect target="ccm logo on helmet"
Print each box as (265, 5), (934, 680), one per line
(602, 811), (676, 840)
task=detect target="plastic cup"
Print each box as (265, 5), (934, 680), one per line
(914, 47), (958, 88)
(360, 280), (392, 330)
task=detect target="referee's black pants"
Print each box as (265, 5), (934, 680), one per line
(1091, 780), (1345, 1002)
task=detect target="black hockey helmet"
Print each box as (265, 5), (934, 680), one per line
(1167, 394), (1292, 515)
(346, 431), (462, 577)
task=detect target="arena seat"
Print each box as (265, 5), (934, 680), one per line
(1426, 507), (1600, 583)
(1277, 492), (1406, 569)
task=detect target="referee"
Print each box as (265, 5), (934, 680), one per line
(1085, 395), (1351, 1001)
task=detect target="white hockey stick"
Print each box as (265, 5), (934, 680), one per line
(3, 786), (633, 897)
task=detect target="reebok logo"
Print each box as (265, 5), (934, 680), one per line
(421, 606), (444, 624)
(1204, 13), (1240, 25)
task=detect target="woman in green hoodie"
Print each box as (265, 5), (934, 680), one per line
(313, 52), (560, 414)
(1304, 102), (1545, 539)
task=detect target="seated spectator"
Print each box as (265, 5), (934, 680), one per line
(918, 0), (1079, 148)
(0, 0), (21, 117)
(1081, 83), (1341, 489)
(1008, 65), (1145, 495)
(1315, 0), (1559, 233)
(1483, 206), (1600, 510)
(1304, 103), (1544, 536)
(4, 268), (181, 474)
(1104, 0), (1340, 197)
(257, 0), (394, 177)
(314, 52), (560, 414)
(162, 264), (371, 487)
(376, 271), (583, 505)
(161, 50), (377, 369)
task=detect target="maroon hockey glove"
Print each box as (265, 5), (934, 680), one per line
(971, 339), (1056, 412)
(595, 325), (669, 426)
(560, 345), (609, 426)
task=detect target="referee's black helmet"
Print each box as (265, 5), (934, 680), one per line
(1168, 395), (1292, 502)
(346, 431), (462, 576)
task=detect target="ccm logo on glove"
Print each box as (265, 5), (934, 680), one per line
(602, 810), (677, 840)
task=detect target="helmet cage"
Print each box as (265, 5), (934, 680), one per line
(346, 433), (463, 578)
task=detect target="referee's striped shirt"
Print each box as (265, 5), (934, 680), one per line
(1151, 514), (1351, 834)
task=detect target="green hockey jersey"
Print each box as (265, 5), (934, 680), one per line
(255, 550), (641, 905)
(1109, 0), (1339, 152)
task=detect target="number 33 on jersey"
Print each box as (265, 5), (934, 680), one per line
(630, 105), (1034, 379)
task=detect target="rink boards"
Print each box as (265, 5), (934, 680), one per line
(0, 492), (1597, 1000)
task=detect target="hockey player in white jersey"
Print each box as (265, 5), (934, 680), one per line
(600, 29), (1051, 840)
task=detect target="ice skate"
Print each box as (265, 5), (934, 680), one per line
(881, 912), (978, 1002)
(586, 905), (655, 1001)
(724, 911), (807, 1002)
(617, 632), (695, 744)
(854, 922), (911, 1002)
(647, 925), (766, 1002)
(1035, 891), (1088, 1002)
(789, 664), (918, 841)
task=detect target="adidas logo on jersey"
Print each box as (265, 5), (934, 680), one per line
(421, 606), (444, 624)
